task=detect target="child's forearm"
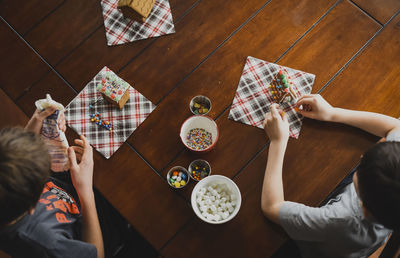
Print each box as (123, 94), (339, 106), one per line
(261, 140), (287, 223)
(80, 193), (105, 258)
(331, 108), (400, 138)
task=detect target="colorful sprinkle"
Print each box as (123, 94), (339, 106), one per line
(89, 113), (112, 131)
(186, 128), (213, 150)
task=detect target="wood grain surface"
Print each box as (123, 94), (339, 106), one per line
(1, 0), (399, 256)
(352, 0), (400, 24)
(0, 0), (64, 35)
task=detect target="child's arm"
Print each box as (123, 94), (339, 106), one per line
(261, 104), (289, 224)
(295, 94), (400, 138)
(68, 135), (104, 258)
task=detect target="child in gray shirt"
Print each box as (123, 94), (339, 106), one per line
(261, 94), (400, 257)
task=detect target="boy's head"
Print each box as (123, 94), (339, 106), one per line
(0, 128), (50, 227)
(354, 141), (400, 231)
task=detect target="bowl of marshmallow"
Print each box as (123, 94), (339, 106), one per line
(191, 175), (241, 224)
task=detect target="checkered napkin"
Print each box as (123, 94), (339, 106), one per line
(65, 66), (156, 158)
(228, 56), (315, 139)
(100, 0), (175, 46)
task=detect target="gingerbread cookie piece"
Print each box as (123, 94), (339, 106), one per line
(269, 70), (298, 104)
(117, 0), (155, 23)
(96, 72), (130, 109)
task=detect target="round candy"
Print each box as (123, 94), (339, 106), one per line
(180, 181), (186, 186)
(173, 171), (179, 177)
(176, 176), (182, 182)
(174, 182), (181, 188)
(181, 173), (187, 181)
(172, 175), (177, 180)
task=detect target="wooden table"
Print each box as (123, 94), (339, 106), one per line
(1, 0), (400, 257)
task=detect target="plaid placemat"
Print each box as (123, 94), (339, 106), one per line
(65, 66), (156, 158)
(101, 0), (175, 46)
(228, 56), (315, 139)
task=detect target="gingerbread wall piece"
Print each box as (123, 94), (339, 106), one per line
(96, 72), (130, 109)
(117, 0), (156, 23)
(269, 70), (298, 104)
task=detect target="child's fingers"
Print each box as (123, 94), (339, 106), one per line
(68, 147), (78, 168)
(282, 112), (288, 123)
(38, 107), (56, 119)
(74, 139), (84, 147)
(296, 94), (314, 103)
(270, 104), (281, 119)
(80, 135), (93, 159)
(71, 146), (84, 155)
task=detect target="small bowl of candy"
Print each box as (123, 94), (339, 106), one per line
(189, 159), (211, 181)
(167, 166), (190, 189)
(180, 115), (219, 152)
(190, 95), (211, 115)
(191, 175), (241, 224)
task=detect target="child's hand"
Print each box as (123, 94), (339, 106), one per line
(25, 107), (57, 134)
(68, 135), (94, 200)
(295, 94), (335, 121)
(264, 104), (289, 143)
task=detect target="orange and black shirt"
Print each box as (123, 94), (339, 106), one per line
(0, 177), (97, 258)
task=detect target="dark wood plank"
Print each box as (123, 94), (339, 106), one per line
(90, 142), (193, 250)
(118, 0), (273, 104)
(278, 0), (381, 93)
(55, 0), (198, 91)
(0, 0), (64, 35)
(0, 20), (50, 100)
(161, 152), (288, 257)
(16, 71), (76, 116)
(352, 0), (400, 24)
(24, 0), (104, 65)
(322, 12), (400, 124)
(128, 0), (379, 172)
(0, 88), (28, 128)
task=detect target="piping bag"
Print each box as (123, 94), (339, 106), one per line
(35, 94), (70, 172)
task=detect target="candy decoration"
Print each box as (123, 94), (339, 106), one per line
(186, 128), (213, 150)
(269, 70), (297, 104)
(192, 101), (210, 115)
(89, 112), (113, 131)
(168, 170), (189, 188)
(190, 163), (210, 181)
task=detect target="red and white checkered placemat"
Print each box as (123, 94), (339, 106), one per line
(101, 0), (175, 46)
(65, 66), (156, 158)
(228, 56), (315, 139)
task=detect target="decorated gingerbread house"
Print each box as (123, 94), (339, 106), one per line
(117, 0), (155, 23)
(96, 72), (130, 109)
(269, 70), (298, 104)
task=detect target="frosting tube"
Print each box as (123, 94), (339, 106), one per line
(35, 94), (70, 172)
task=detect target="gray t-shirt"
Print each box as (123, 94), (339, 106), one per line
(278, 130), (400, 258)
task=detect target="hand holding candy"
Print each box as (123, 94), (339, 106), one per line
(263, 104), (289, 143)
(295, 94), (335, 121)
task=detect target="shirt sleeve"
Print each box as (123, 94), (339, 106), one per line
(278, 201), (339, 242)
(386, 130), (400, 142)
(47, 238), (97, 258)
